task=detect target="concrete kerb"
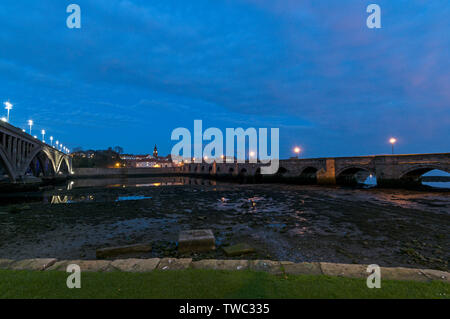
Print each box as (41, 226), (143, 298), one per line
(1, 258), (448, 283)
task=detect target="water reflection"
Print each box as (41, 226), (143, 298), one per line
(116, 196), (152, 202)
(0, 177), (219, 206)
(70, 176), (217, 189)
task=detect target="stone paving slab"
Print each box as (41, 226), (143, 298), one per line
(380, 267), (430, 282)
(0, 259), (15, 269)
(10, 258), (57, 271)
(249, 260), (283, 275)
(110, 258), (160, 272)
(96, 244), (152, 259)
(420, 269), (449, 282)
(192, 259), (249, 271)
(284, 262), (323, 275)
(46, 260), (112, 272)
(157, 258), (192, 270)
(3, 257), (449, 282)
(320, 262), (368, 278)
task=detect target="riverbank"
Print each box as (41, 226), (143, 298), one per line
(0, 180), (448, 271)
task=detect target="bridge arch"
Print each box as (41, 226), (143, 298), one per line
(55, 156), (72, 175)
(23, 150), (57, 178)
(399, 165), (450, 185)
(0, 145), (15, 181)
(400, 165), (450, 179)
(41, 148), (58, 173)
(297, 166), (318, 184)
(57, 157), (71, 175)
(18, 145), (44, 176)
(276, 167), (288, 175)
(336, 166), (374, 186)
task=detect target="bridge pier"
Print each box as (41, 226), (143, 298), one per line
(316, 159), (336, 185)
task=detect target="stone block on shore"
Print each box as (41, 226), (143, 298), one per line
(178, 229), (215, 253)
(10, 258), (57, 271)
(96, 243), (152, 259)
(222, 243), (255, 257)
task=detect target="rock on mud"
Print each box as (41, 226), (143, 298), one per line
(222, 243), (255, 257)
(178, 229), (215, 253)
(96, 243), (152, 259)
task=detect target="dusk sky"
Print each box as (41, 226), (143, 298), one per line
(0, 1), (448, 158)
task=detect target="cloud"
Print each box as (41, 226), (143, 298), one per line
(0, 0), (448, 155)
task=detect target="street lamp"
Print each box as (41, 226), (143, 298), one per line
(249, 151), (255, 161)
(1, 117), (6, 122)
(4, 101), (12, 123)
(41, 129), (46, 142)
(389, 138), (397, 154)
(56, 141), (59, 149)
(50, 136), (53, 146)
(294, 147), (301, 159)
(28, 120), (33, 134)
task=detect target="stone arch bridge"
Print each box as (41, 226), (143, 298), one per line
(180, 153), (450, 186)
(0, 121), (73, 183)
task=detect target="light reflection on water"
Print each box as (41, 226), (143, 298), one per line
(0, 174), (448, 207)
(422, 182), (449, 189)
(116, 196), (152, 202)
(0, 177), (218, 206)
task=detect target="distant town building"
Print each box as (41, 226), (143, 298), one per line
(120, 146), (175, 168)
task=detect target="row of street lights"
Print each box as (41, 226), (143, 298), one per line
(3, 100), (398, 158)
(289, 139), (398, 158)
(2, 101), (70, 154)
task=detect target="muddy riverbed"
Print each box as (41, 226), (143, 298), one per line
(0, 177), (448, 270)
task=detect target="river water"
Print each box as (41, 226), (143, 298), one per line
(0, 176), (448, 270)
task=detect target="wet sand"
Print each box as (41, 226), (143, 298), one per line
(0, 179), (448, 270)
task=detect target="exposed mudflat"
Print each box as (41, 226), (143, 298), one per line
(0, 177), (448, 270)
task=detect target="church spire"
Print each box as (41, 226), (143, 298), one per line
(153, 144), (158, 157)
